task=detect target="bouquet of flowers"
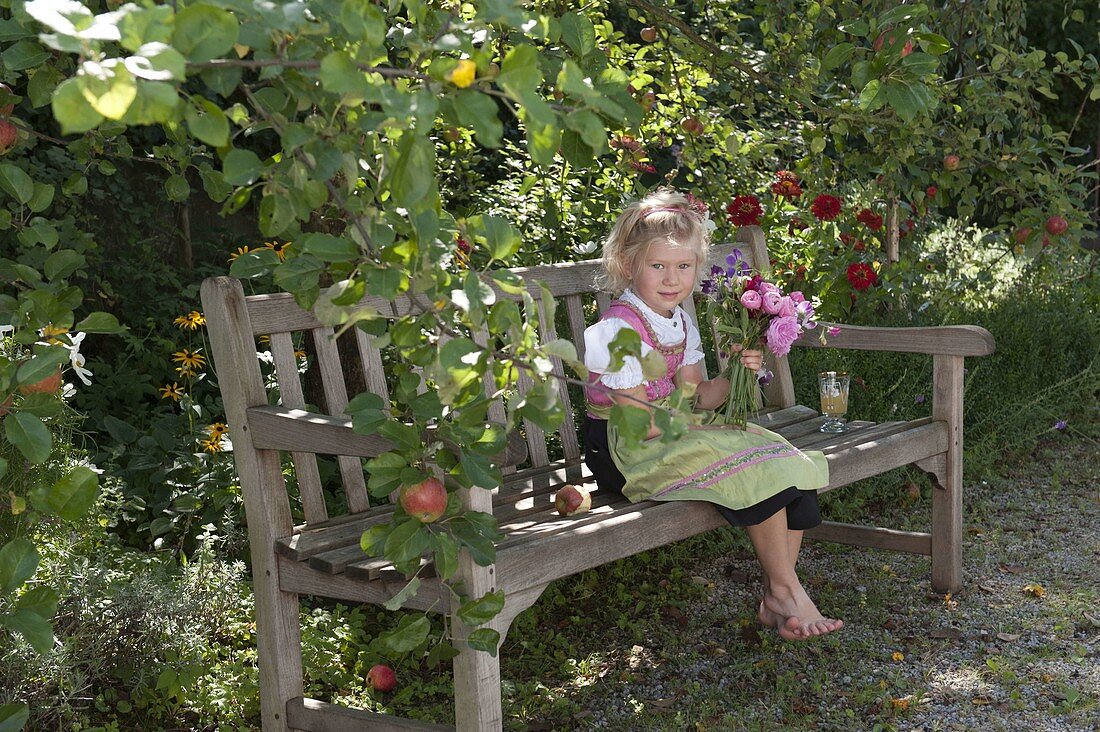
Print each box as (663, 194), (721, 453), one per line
(700, 249), (819, 427)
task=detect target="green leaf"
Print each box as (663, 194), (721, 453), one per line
(299, 233), (359, 262)
(222, 148), (263, 187)
(914, 32), (951, 55)
(228, 248), (279, 279)
(29, 466), (99, 521)
(15, 586), (58, 619)
(74, 311), (124, 333)
(564, 109), (607, 154)
(0, 539), (38, 596)
(457, 590), (505, 626)
(382, 577), (421, 611)
(560, 12), (596, 57)
(425, 640), (459, 669)
(2, 608), (54, 653)
(366, 452), (406, 497)
(468, 215), (520, 262)
(822, 42), (855, 71)
(514, 379), (564, 431)
(449, 516), (496, 566)
(15, 348), (67, 386)
(388, 134), (435, 209)
(606, 327), (641, 372)
(2, 40), (50, 71)
(885, 81), (920, 123)
(559, 129), (593, 168)
(453, 90), (503, 148)
(102, 415), (139, 444)
(52, 78), (105, 134)
(340, 0), (387, 50)
(497, 44), (541, 98)
(117, 4), (174, 52)
(172, 3), (239, 63)
(429, 532), (459, 580)
(489, 270), (526, 296)
(380, 614), (430, 653)
(4, 413), (52, 464)
(185, 96), (230, 147)
(24, 183), (53, 215)
(0, 164), (34, 205)
(320, 51), (366, 96)
(858, 79), (886, 112)
(609, 403), (652, 446)
(80, 60), (138, 120)
(466, 627), (501, 656)
(0, 703), (29, 732)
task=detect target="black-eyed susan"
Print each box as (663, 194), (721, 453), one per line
(228, 246), (251, 262)
(201, 437), (224, 453)
(207, 422), (228, 438)
(263, 240), (291, 261)
(39, 324), (69, 344)
(172, 348), (206, 371)
(173, 311), (206, 330)
(160, 383), (185, 401)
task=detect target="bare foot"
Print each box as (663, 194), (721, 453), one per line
(762, 584), (843, 641)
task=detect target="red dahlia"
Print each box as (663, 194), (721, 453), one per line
(846, 262), (878, 290)
(855, 208), (883, 231)
(811, 194), (842, 221)
(726, 195), (763, 226)
(771, 178), (803, 198)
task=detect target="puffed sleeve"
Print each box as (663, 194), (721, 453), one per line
(682, 313), (705, 366)
(584, 318), (648, 389)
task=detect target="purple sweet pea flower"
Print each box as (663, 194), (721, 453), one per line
(756, 368), (774, 387)
(765, 315), (801, 358)
(740, 289), (763, 310)
(1054, 420), (1067, 431)
(914, 394), (926, 404)
(701, 279), (716, 296)
(827, 326), (841, 337)
(725, 250), (743, 267)
(803, 319), (817, 330)
(711, 264), (724, 277)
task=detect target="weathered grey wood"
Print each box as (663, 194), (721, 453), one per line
(201, 277), (302, 731)
(353, 327), (390, 405)
(805, 521), (931, 555)
(537, 296), (581, 463)
(516, 364), (549, 468)
(286, 697), (454, 731)
(751, 404), (819, 430)
(278, 555), (448, 613)
(311, 327), (371, 513)
(818, 420), (949, 492)
(269, 331), (327, 524)
(914, 453), (947, 488)
(795, 321), (995, 356)
(248, 406), (395, 457)
(595, 291), (611, 314)
(451, 483), (501, 732)
(931, 354), (965, 593)
(277, 507), (393, 562)
(564, 294), (588, 363)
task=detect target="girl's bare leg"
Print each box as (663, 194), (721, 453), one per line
(746, 512), (842, 640)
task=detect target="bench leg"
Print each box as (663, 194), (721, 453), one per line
(931, 355), (964, 593)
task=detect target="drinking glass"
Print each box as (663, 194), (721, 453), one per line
(819, 371), (850, 433)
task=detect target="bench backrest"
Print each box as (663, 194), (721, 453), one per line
(202, 226), (792, 530)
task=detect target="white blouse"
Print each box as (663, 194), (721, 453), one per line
(583, 289), (705, 390)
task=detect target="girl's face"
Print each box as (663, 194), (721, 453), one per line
(631, 238), (698, 316)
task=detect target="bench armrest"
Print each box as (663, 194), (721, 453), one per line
(795, 322), (995, 357)
(245, 406), (528, 467)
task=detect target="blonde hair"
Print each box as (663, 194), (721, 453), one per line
(596, 188), (711, 293)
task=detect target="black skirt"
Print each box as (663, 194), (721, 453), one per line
(582, 416), (822, 530)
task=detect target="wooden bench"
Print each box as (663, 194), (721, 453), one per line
(201, 226), (995, 731)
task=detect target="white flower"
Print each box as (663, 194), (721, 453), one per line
(573, 240), (599, 255)
(0, 324), (13, 338)
(70, 352), (93, 386)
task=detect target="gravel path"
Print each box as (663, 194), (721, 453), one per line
(537, 436), (1099, 731)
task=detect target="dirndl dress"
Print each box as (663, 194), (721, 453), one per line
(583, 295), (828, 526)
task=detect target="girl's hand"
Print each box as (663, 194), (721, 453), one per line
(731, 343), (765, 372)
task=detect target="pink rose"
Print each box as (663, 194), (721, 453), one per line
(789, 291), (805, 303)
(758, 281), (781, 296)
(777, 296), (797, 318)
(761, 290), (783, 315)
(740, 289), (762, 310)
(766, 315), (801, 358)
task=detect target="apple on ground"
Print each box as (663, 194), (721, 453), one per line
(942, 154), (960, 171)
(554, 485), (591, 516)
(367, 664), (396, 693)
(1045, 215), (1067, 235)
(399, 476), (448, 523)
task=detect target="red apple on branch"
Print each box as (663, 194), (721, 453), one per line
(367, 664), (396, 693)
(942, 154), (960, 171)
(554, 485), (591, 516)
(0, 120), (17, 155)
(0, 82), (14, 116)
(640, 27), (658, 43)
(399, 476), (447, 523)
(1045, 215), (1067, 235)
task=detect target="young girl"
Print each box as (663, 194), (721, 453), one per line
(583, 189), (842, 640)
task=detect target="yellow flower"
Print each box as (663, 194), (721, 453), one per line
(40, 324), (69, 344)
(294, 349), (306, 359)
(160, 383), (185, 401)
(175, 365), (196, 378)
(172, 348), (206, 370)
(173, 311), (206, 330)
(263, 241), (291, 261)
(892, 651), (905, 662)
(207, 422), (228, 438)
(448, 59), (477, 88)
(229, 246), (251, 262)
(201, 437), (224, 453)
(890, 697), (911, 711)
